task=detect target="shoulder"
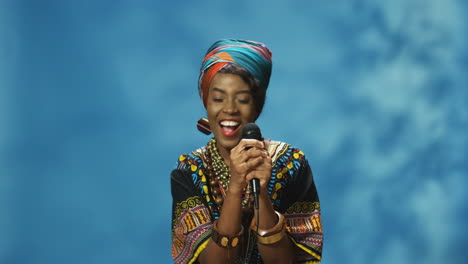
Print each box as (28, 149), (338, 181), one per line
(175, 146), (207, 171)
(171, 147), (205, 188)
(266, 139), (307, 163)
(266, 139), (310, 180)
(266, 140), (312, 207)
(172, 146), (208, 186)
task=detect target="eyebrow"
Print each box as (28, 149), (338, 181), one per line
(212, 87), (251, 95)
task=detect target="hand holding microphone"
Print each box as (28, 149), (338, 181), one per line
(241, 123), (270, 210)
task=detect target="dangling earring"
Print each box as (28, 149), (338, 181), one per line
(197, 118), (212, 135)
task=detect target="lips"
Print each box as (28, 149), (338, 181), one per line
(219, 120), (241, 137)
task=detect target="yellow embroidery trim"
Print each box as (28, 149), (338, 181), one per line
(285, 201), (321, 214)
(188, 238), (210, 264)
(172, 196), (204, 228)
(289, 235), (322, 261)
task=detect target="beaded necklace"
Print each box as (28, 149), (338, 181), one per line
(205, 138), (253, 208)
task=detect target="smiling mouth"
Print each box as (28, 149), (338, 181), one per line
(219, 120), (241, 137)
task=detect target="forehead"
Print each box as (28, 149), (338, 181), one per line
(209, 73), (251, 93)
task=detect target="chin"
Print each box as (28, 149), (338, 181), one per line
(217, 136), (241, 152)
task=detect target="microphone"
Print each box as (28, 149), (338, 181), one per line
(242, 123), (263, 210)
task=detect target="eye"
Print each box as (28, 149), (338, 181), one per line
(213, 98), (223, 102)
(238, 98), (250, 104)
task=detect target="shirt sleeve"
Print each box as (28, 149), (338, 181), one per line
(278, 151), (324, 264)
(171, 155), (213, 264)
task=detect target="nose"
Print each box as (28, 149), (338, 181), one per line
(223, 99), (238, 114)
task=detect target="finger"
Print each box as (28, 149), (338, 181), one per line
(229, 139), (262, 159)
(249, 157), (272, 173)
(245, 156), (265, 171)
(245, 171), (269, 187)
(245, 170), (266, 180)
(244, 148), (268, 160)
(240, 152), (268, 167)
(251, 159), (272, 174)
(230, 140), (266, 162)
(231, 148), (267, 165)
(237, 139), (264, 151)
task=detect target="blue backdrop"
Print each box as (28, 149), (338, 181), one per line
(1, 0), (467, 263)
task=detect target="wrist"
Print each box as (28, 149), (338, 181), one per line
(212, 220), (244, 248)
(227, 180), (244, 195)
(251, 211), (287, 245)
(258, 186), (270, 200)
(226, 187), (243, 197)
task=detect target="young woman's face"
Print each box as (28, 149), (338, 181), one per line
(207, 73), (257, 153)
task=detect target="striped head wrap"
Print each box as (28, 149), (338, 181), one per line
(198, 39), (273, 110)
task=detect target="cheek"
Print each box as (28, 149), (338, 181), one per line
(206, 102), (220, 126)
(240, 105), (257, 121)
(206, 102), (218, 117)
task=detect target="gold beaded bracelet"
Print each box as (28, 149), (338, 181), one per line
(250, 211), (286, 245)
(211, 220), (244, 248)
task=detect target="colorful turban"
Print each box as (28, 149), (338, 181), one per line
(198, 39), (273, 109)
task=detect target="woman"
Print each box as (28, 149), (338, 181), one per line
(171, 39), (323, 263)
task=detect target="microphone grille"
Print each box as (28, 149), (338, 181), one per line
(242, 123), (262, 140)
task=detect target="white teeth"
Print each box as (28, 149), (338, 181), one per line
(220, 120), (239, 127)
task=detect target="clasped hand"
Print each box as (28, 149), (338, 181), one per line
(228, 139), (272, 193)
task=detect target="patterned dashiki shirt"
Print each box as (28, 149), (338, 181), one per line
(171, 140), (323, 263)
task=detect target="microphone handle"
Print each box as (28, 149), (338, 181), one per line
(252, 178), (260, 209)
